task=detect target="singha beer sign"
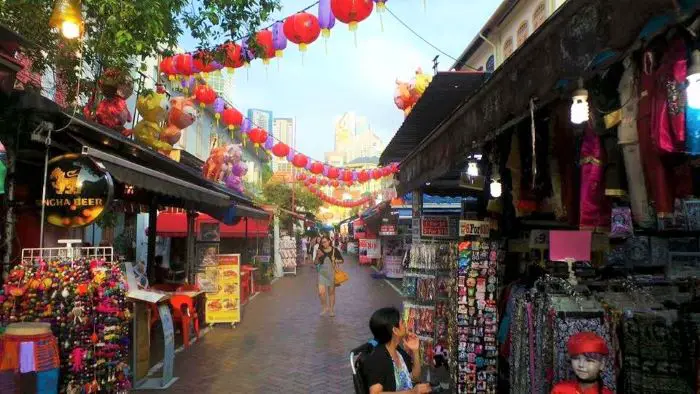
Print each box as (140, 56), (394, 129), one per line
(42, 154), (114, 228)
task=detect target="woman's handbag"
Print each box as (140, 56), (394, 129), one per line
(332, 249), (349, 286)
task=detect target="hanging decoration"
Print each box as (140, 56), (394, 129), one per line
(130, 91), (174, 152)
(212, 97), (226, 125)
(331, 0), (374, 45)
(223, 42), (245, 71)
(271, 142), (291, 158)
(222, 107), (244, 131)
(253, 30), (276, 64)
(84, 68), (133, 135)
(248, 128), (268, 150)
(202, 144), (247, 194)
(194, 84), (217, 108)
(272, 21), (288, 60)
(283, 12), (322, 53)
(305, 183), (374, 207)
(394, 67), (433, 117)
(373, 0), (388, 31)
(318, 0), (336, 54)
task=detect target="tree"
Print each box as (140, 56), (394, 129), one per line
(261, 180), (322, 229)
(0, 0), (280, 100)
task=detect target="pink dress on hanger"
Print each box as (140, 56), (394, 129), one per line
(579, 124), (608, 230)
(652, 37), (687, 153)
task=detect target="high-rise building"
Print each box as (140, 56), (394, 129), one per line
(272, 118), (295, 173)
(205, 71), (235, 103)
(326, 112), (385, 166)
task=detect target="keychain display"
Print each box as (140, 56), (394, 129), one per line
(455, 240), (504, 394)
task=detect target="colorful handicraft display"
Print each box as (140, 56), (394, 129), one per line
(0, 258), (132, 393)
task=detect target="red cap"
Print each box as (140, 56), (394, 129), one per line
(567, 332), (609, 356)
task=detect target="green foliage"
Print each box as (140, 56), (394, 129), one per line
(260, 163), (273, 184)
(261, 180), (322, 228)
(0, 0), (280, 101)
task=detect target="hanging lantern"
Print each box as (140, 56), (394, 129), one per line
(222, 107), (244, 130)
(320, 179), (329, 186)
(223, 42), (245, 71)
(327, 167), (339, 179)
(213, 97), (225, 124)
(283, 12), (322, 52)
(292, 153), (309, 168)
(318, 0), (336, 54)
(373, 0), (387, 31)
(297, 173), (307, 181)
(371, 169), (382, 180)
(159, 57), (177, 80)
(193, 51), (222, 76)
(49, 0), (83, 39)
(467, 161), (479, 177)
(381, 166), (392, 176)
(331, 180), (340, 187)
(490, 179), (502, 198)
(309, 177), (317, 185)
(271, 142), (290, 158)
(331, 0), (374, 32)
(248, 128), (268, 146)
(358, 170), (370, 183)
(174, 53), (195, 76)
(343, 171), (353, 183)
(310, 162), (324, 174)
(193, 84), (216, 108)
(272, 21), (288, 59)
(570, 78), (589, 125)
(253, 30), (276, 64)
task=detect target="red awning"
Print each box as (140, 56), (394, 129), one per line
(156, 212), (269, 238)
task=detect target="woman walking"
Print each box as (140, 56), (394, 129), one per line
(315, 235), (344, 317)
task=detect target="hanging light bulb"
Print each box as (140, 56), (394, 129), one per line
(49, 0), (83, 39)
(490, 179), (502, 198)
(687, 50), (700, 109)
(467, 161), (479, 177)
(570, 78), (589, 125)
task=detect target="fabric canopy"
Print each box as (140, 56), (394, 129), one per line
(156, 212), (269, 238)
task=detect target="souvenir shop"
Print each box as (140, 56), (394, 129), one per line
(0, 87), (267, 392)
(383, 1), (700, 393)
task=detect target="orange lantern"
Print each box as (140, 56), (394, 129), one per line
(331, 0), (374, 31)
(283, 12), (321, 52)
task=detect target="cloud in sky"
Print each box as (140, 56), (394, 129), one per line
(179, 0), (502, 160)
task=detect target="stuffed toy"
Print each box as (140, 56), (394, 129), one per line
(161, 97), (197, 145)
(202, 145), (229, 181)
(91, 68), (133, 134)
(131, 92), (173, 153)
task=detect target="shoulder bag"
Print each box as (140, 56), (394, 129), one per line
(332, 248), (349, 286)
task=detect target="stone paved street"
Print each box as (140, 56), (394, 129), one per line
(152, 254), (402, 393)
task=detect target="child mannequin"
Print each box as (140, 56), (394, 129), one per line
(551, 332), (613, 394)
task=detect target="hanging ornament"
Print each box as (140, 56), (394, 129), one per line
(331, 0), (374, 46)
(373, 0), (387, 31)
(318, 0), (336, 54)
(248, 128), (268, 148)
(272, 21), (288, 60)
(174, 53), (195, 76)
(193, 84), (217, 108)
(283, 12), (322, 53)
(297, 173), (307, 181)
(253, 30), (276, 65)
(358, 170), (370, 183)
(212, 97), (225, 125)
(319, 178), (329, 186)
(271, 142), (290, 158)
(310, 162), (324, 174)
(328, 167), (340, 179)
(292, 153), (309, 168)
(223, 42), (244, 72)
(159, 57), (177, 80)
(222, 107), (244, 130)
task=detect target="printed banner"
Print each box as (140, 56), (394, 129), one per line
(459, 220), (490, 238)
(422, 216), (450, 237)
(205, 254), (241, 324)
(379, 224), (397, 236)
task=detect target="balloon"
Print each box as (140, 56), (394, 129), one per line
(272, 21), (287, 58)
(318, 0), (336, 37)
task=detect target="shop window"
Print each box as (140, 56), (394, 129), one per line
(517, 21), (529, 47)
(503, 37), (514, 58)
(533, 2), (546, 29)
(486, 55), (495, 72)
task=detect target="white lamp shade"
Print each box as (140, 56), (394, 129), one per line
(570, 95), (589, 124)
(490, 180), (502, 198)
(467, 162), (479, 177)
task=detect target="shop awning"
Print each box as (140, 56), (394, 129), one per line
(394, 0), (696, 195)
(379, 71), (488, 165)
(156, 211), (269, 238)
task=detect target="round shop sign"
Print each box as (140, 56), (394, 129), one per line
(42, 154), (114, 228)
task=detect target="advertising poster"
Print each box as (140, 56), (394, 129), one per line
(459, 220), (491, 238)
(205, 254), (241, 324)
(359, 239), (380, 264)
(379, 224), (397, 236)
(421, 216), (450, 237)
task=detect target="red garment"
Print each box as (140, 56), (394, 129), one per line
(551, 381), (613, 394)
(652, 38), (687, 153)
(639, 52), (674, 216)
(579, 125), (608, 229)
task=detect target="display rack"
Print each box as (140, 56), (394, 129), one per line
(280, 235), (297, 276)
(21, 238), (114, 263)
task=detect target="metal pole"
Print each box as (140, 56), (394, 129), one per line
(39, 126), (52, 249)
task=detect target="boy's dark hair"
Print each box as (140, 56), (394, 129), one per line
(369, 307), (401, 345)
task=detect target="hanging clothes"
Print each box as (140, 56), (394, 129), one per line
(639, 51), (675, 218)
(507, 133), (523, 217)
(550, 103), (579, 225)
(517, 122), (538, 215)
(579, 124), (608, 230)
(652, 37), (687, 153)
(618, 57), (656, 227)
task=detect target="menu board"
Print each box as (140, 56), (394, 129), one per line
(205, 254), (241, 324)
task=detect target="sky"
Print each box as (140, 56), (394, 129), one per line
(178, 0), (502, 161)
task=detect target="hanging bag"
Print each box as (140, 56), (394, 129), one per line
(332, 248), (349, 286)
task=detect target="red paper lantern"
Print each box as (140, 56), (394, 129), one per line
(174, 53), (195, 76)
(310, 162), (324, 175)
(223, 43), (244, 69)
(192, 51), (218, 74)
(194, 85), (217, 108)
(309, 177), (318, 184)
(222, 107), (243, 130)
(159, 57), (177, 78)
(371, 169), (382, 180)
(271, 142), (290, 158)
(296, 173), (307, 181)
(283, 12), (321, 52)
(327, 167), (340, 179)
(331, 180), (340, 187)
(248, 128), (268, 145)
(292, 153), (309, 168)
(319, 179), (329, 186)
(304, 180), (311, 187)
(358, 170), (370, 183)
(253, 30), (276, 63)
(343, 171), (353, 183)
(331, 0), (374, 31)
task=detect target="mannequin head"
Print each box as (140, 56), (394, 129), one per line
(567, 332), (609, 383)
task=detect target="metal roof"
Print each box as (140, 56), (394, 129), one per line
(379, 71), (488, 165)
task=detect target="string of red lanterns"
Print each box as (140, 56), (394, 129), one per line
(305, 184), (374, 208)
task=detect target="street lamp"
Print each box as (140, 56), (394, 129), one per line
(49, 0), (83, 39)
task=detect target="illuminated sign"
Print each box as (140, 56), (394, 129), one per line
(42, 154), (113, 228)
